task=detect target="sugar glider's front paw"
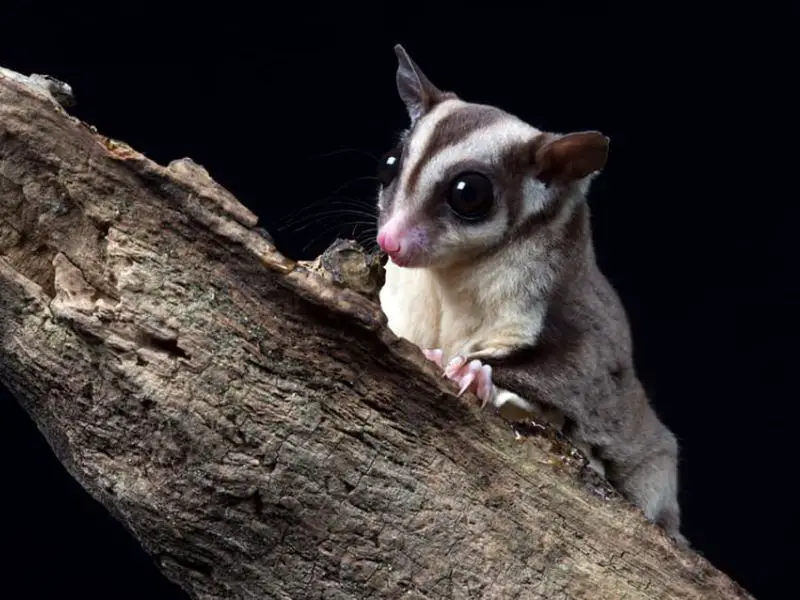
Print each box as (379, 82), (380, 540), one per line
(422, 349), (496, 407)
(422, 349), (547, 422)
(443, 354), (498, 408)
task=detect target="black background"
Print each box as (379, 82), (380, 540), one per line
(1, 5), (797, 600)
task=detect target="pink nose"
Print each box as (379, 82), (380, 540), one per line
(377, 229), (400, 254)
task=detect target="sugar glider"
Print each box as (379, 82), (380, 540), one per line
(375, 44), (685, 545)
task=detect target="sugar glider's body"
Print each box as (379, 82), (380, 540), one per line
(375, 45), (685, 545)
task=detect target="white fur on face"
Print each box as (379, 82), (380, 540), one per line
(397, 99), (542, 215)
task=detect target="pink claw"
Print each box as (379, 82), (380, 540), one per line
(456, 360), (482, 397)
(441, 355), (496, 408)
(444, 355), (467, 379)
(476, 364), (493, 408)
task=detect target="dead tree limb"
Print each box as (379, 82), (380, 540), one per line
(0, 67), (753, 600)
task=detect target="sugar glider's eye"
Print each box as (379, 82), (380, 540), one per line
(377, 147), (401, 187)
(447, 172), (494, 221)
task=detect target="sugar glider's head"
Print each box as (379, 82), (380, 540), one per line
(376, 44), (610, 269)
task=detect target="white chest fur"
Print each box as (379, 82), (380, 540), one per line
(380, 261), (467, 357)
(379, 259), (549, 363)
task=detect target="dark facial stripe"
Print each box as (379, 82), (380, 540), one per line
(404, 103), (509, 195)
(497, 135), (584, 243)
(496, 138), (541, 229)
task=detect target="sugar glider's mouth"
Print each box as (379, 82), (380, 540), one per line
(385, 247), (429, 268)
(388, 252), (413, 267)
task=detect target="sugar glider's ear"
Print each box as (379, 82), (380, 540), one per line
(533, 131), (610, 185)
(394, 44), (447, 123)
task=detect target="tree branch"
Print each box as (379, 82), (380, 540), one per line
(0, 67), (753, 600)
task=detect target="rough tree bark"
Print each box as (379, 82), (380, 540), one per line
(0, 66), (754, 600)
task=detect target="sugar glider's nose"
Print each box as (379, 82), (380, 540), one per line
(377, 218), (426, 267)
(377, 229), (401, 254)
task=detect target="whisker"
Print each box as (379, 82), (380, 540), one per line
(276, 197), (378, 231)
(301, 221), (380, 253)
(281, 209), (378, 232)
(294, 218), (376, 234)
(345, 227), (380, 254)
(278, 192), (377, 222)
(355, 231), (380, 250)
